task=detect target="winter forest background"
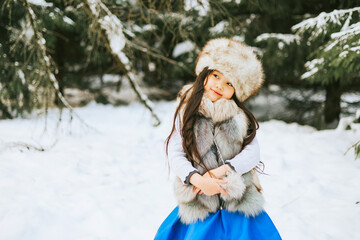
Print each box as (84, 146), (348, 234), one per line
(0, 0), (360, 239)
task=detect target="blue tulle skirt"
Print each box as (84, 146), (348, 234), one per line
(154, 206), (282, 240)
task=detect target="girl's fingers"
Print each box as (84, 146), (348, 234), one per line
(219, 188), (228, 195)
(216, 179), (228, 184)
(215, 181), (228, 195)
(193, 186), (201, 194)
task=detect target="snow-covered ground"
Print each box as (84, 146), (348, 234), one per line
(0, 101), (359, 240)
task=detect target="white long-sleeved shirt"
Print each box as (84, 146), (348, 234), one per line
(168, 117), (260, 185)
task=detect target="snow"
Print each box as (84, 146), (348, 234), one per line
(0, 101), (359, 239)
(339, 51), (348, 58)
(28, 0), (53, 7)
(209, 21), (229, 34)
(325, 39), (339, 52)
(331, 22), (360, 39)
(301, 67), (319, 79)
(255, 33), (301, 45)
(350, 46), (360, 52)
(142, 24), (156, 31)
(98, 15), (126, 57)
(342, 92), (360, 104)
(324, 22), (360, 52)
(232, 35), (245, 42)
(19, 20), (34, 40)
(292, 7), (360, 41)
(87, 0), (128, 69)
(17, 70), (26, 85)
(336, 116), (358, 131)
(172, 40), (195, 58)
(148, 62), (156, 72)
(301, 58), (324, 79)
(63, 16), (74, 25)
(132, 24), (156, 33)
(184, 0), (209, 16)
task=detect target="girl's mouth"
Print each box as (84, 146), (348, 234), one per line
(212, 89), (222, 96)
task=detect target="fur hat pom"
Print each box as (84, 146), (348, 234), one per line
(195, 38), (264, 102)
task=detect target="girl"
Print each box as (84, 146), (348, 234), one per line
(154, 38), (281, 239)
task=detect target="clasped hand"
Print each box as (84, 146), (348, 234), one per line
(190, 164), (231, 196)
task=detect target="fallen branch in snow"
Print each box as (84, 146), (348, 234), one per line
(1, 140), (58, 152)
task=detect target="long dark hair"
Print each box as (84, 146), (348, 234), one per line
(165, 67), (264, 173)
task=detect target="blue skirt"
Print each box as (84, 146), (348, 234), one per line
(154, 207), (282, 240)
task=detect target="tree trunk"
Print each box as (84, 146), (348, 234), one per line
(0, 100), (13, 119)
(324, 80), (341, 124)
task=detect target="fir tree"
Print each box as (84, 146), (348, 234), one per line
(292, 7), (360, 126)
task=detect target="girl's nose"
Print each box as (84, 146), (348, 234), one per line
(216, 82), (223, 90)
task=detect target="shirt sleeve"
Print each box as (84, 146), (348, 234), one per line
(167, 117), (199, 185)
(225, 135), (260, 175)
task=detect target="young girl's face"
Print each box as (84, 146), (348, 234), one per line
(204, 70), (235, 102)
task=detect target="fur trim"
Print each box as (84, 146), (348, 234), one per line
(219, 170), (246, 201)
(174, 177), (220, 224)
(178, 201), (211, 224)
(195, 38), (264, 102)
(173, 178), (197, 203)
(177, 83), (246, 124)
(222, 172), (265, 217)
(198, 97), (241, 123)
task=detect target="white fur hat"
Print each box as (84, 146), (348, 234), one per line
(195, 38), (264, 102)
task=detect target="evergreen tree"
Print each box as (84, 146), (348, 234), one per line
(292, 7), (360, 126)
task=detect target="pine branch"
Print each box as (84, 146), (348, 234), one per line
(83, 0), (161, 126)
(345, 139), (360, 160)
(22, 0), (96, 131)
(292, 7), (360, 40)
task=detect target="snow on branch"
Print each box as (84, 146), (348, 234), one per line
(324, 21), (360, 52)
(28, 0), (53, 7)
(184, 0), (209, 16)
(300, 58), (324, 80)
(84, 0), (161, 126)
(86, 0), (129, 69)
(172, 40), (196, 58)
(292, 7), (360, 39)
(331, 22), (360, 39)
(255, 33), (301, 44)
(24, 0), (71, 109)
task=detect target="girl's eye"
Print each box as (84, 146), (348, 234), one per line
(227, 82), (233, 87)
(214, 74), (219, 79)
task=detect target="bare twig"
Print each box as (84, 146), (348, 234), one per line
(125, 39), (192, 74)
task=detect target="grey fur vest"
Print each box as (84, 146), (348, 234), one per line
(174, 91), (264, 224)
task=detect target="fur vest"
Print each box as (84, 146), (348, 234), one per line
(173, 87), (264, 224)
